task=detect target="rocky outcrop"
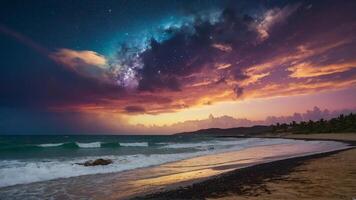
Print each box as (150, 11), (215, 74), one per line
(78, 158), (113, 166)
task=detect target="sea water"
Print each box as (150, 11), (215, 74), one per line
(0, 135), (296, 187)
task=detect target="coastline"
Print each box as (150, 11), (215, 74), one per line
(217, 133), (356, 145)
(0, 137), (348, 200)
(131, 133), (356, 200)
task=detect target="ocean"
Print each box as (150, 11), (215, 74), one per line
(0, 135), (350, 199)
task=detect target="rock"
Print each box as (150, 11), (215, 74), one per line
(78, 158), (113, 166)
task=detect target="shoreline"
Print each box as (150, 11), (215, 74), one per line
(217, 133), (356, 145)
(131, 134), (356, 200)
(0, 135), (354, 199)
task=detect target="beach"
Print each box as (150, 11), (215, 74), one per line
(213, 148), (356, 200)
(0, 134), (356, 200)
(0, 136), (350, 200)
(133, 133), (356, 200)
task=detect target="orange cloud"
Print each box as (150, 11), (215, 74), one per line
(288, 61), (356, 78)
(245, 39), (351, 76)
(50, 40), (356, 118)
(245, 78), (356, 100)
(50, 48), (111, 81)
(44, 7), (356, 120)
(240, 72), (270, 87)
(51, 48), (107, 67)
(215, 63), (232, 70)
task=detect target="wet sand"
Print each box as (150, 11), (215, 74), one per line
(273, 133), (356, 142)
(133, 134), (356, 200)
(210, 148), (356, 200)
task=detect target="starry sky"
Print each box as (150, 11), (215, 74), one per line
(1, 0), (356, 134)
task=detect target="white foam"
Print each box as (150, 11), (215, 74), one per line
(0, 139), (347, 188)
(119, 142), (148, 147)
(0, 152), (208, 188)
(76, 142), (101, 148)
(37, 143), (64, 147)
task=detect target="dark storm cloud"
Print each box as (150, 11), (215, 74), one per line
(234, 86), (244, 98)
(134, 7), (258, 92)
(130, 2), (304, 93)
(127, 0), (356, 97)
(124, 105), (146, 113)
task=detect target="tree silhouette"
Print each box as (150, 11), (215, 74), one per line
(271, 113), (356, 134)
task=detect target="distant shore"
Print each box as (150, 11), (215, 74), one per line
(220, 133), (356, 145)
(132, 133), (356, 200)
(266, 132), (356, 143)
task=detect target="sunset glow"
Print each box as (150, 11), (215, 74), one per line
(1, 0), (355, 134)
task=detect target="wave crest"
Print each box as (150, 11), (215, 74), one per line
(75, 142), (101, 148)
(119, 142), (148, 147)
(37, 143), (64, 147)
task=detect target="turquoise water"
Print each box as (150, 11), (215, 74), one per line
(2, 135), (291, 187)
(0, 135), (211, 160)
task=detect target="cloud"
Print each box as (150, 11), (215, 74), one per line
(87, 1), (356, 115)
(245, 75), (356, 100)
(288, 61), (356, 78)
(50, 49), (110, 80)
(234, 86), (244, 98)
(240, 72), (270, 86)
(264, 106), (356, 124)
(133, 106), (356, 133)
(2, 0), (356, 119)
(124, 105), (146, 113)
(215, 63), (232, 70)
(254, 4), (300, 41)
(51, 48), (107, 67)
(211, 43), (232, 52)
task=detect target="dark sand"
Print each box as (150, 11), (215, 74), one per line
(132, 134), (356, 200)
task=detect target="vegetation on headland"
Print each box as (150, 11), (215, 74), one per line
(176, 125), (272, 136)
(176, 113), (356, 136)
(271, 113), (356, 134)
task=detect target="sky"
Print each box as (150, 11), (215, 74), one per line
(0, 0), (355, 134)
